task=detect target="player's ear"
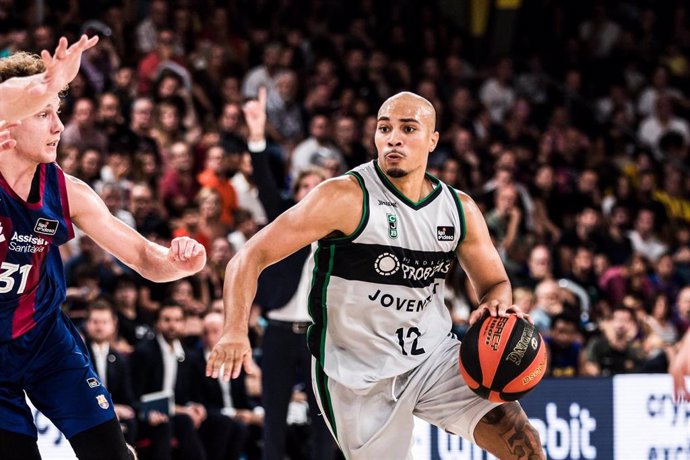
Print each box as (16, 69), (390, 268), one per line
(429, 131), (440, 153)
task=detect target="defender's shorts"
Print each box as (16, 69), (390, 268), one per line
(0, 311), (116, 439)
(312, 334), (502, 459)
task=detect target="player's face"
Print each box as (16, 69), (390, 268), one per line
(11, 96), (64, 164)
(375, 95), (438, 178)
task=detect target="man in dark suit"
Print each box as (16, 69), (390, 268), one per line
(130, 301), (234, 460)
(198, 312), (258, 460)
(84, 301), (138, 444)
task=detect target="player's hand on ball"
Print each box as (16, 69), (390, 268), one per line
(168, 237), (206, 274)
(469, 300), (532, 326)
(206, 332), (256, 381)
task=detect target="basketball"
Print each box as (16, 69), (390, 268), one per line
(459, 314), (547, 403)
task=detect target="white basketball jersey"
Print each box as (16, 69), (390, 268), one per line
(307, 160), (466, 389)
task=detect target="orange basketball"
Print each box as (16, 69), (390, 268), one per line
(459, 314), (547, 402)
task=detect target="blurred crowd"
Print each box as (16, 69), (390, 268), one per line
(3, 0), (690, 458)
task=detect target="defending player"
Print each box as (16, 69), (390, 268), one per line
(0, 37), (205, 459)
(208, 91), (544, 459)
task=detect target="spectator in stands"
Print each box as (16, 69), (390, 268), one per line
(199, 312), (255, 460)
(480, 57), (515, 123)
(514, 243), (554, 289)
(112, 274), (154, 349)
(242, 42), (282, 99)
(129, 182), (170, 239)
(227, 209), (258, 254)
(558, 205), (601, 273)
(673, 286), (690, 335)
(265, 69), (304, 146)
(131, 302), (227, 460)
(600, 204), (634, 266)
(638, 95), (690, 154)
(546, 312), (582, 377)
(197, 144), (239, 227)
(582, 306), (647, 376)
(291, 114), (342, 180)
(61, 97), (108, 152)
(99, 182), (135, 229)
(627, 208), (669, 263)
(637, 65), (684, 117)
(199, 237), (235, 302)
(646, 293), (679, 346)
(194, 187), (230, 252)
(136, 0), (170, 55)
(84, 301), (138, 444)
(333, 115), (368, 171)
(159, 141), (199, 218)
(532, 279), (563, 333)
(485, 183), (524, 272)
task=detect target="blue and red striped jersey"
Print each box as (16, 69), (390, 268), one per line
(0, 162), (74, 342)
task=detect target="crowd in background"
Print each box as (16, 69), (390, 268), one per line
(2, 0), (690, 458)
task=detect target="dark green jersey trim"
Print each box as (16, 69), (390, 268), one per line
(373, 160), (442, 210)
(324, 171), (369, 242)
(314, 361), (338, 440)
(307, 243), (336, 365)
(449, 186), (467, 249)
(320, 244), (335, 361)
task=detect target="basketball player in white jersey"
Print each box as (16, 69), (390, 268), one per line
(208, 91), (544, 459)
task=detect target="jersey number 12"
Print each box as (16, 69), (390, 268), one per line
(396, 327), (425, 356)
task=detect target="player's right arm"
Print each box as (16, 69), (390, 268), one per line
(0, 35), (98, 122)
(206, 174), (363, 380)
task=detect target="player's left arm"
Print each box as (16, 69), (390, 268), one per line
(66, 174), (206, 282)
(474, 402), (545, 459)
(455, 191), (530, 325)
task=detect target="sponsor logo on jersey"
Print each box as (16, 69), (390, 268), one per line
(387, 213), (398, 239)
(87, 378), (101, 388)
(400, 259), (452, 281)
(34, 218), (59, 236)
(375, 252), (400, 276)
(9, 231), (49, 253)
(436, 226), (455, 241)
(96, 394), (109, 410)
(377, 199), (397, 207)
(368, 287), (437, 313)
(0, 222), (5, 243)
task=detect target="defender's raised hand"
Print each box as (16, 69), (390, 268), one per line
(31, 35), (100, 97)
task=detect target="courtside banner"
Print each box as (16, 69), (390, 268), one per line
(520, 378), (613, 460)
(613, 374), (690, 459)
(412, 378), (614, 459)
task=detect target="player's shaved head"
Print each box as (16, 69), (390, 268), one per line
(378, 91), (436, 131)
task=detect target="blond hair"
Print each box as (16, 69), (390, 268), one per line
(0, 51), (45, 82)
